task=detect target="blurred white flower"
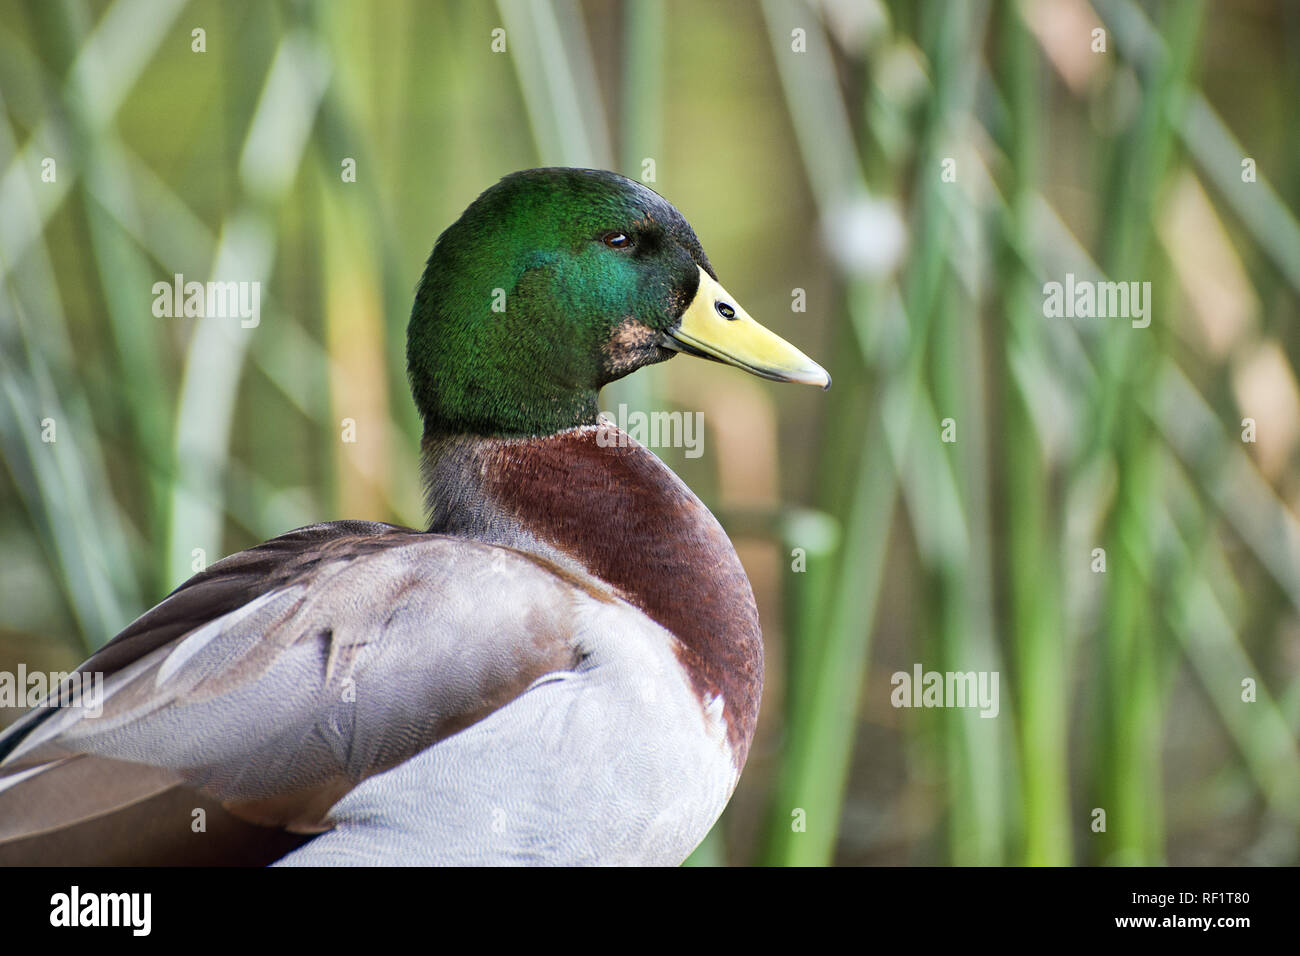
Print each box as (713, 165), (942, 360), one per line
(820, 192), (907, 277)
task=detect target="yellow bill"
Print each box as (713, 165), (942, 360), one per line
(665, 267), (830, 389)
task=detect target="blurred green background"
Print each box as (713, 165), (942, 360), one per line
(1, 0), (1298, 865)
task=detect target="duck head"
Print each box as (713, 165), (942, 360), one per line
(407, 167), (829, 437)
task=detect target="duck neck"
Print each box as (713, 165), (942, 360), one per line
(420, 426), (763, 765)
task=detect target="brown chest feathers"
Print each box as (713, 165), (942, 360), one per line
(422, 426), (764, 764)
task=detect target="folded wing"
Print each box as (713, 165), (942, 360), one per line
(0, 521), (604, 864)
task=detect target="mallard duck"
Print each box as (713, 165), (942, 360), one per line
(0, 168), (828, 866)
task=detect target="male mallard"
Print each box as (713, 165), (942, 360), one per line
(0, 168), (828, 865)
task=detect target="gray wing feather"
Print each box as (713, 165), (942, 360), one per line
(0, 522), (601, 850)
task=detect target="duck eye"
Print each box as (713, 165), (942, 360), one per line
(602, 232), (632, 249)
(715, 301), (737, 320)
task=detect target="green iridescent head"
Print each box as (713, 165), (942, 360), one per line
(407, 167), (828, 437)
